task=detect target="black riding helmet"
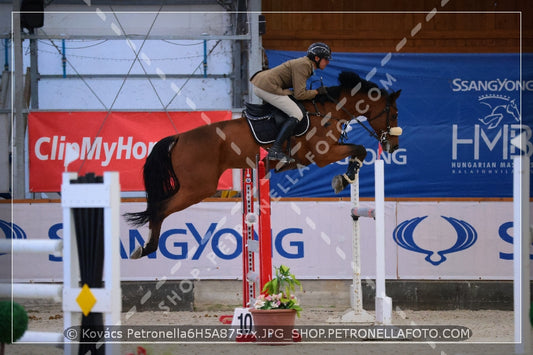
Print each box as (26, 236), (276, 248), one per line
(307, 42), (332, 66)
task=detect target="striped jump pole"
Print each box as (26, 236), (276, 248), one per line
(241, 153), (272, 308)
(229, 152), (273, 339)
(327, 172), (374, 324)
(328, 158), (391, 324)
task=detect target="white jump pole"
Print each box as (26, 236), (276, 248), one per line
(0, 239), (62, 256)
(0, 284), (62, 302)
(374, 159), (392, 324)
(513, 154), (531, 354)
(18, 331), (64, 343)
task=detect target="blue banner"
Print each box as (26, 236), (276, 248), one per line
(266, 51), (532, 198)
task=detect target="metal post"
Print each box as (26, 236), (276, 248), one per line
(247, 0), (262, 104)
(203, 39), (207, 78)
(12, 1), (26, 198)
(232, 40), (243, 108)
(513, 154), (531, 354)
(3, 38), (8, 71)
(232, 3), (246, 109)
(29, 38), (38, 109)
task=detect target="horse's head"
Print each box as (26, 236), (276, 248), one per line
(336, 71), (402, 153)
(368, 89), (402, 153)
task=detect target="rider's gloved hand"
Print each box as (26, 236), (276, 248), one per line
(316, 86), (328, 96)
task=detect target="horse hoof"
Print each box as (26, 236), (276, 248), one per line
(331, 175), (345, 194)
(130, 247), (143, 259)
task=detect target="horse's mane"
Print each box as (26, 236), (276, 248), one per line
(324, 71), (388, 100)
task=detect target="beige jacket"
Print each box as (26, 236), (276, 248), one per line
(250, 56), (317, 101)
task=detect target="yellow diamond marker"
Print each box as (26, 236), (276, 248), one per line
(76, 284), (97, 316)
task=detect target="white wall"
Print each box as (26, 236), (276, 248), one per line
(42, 4), (231, 37)
(2, 200), (532, 282)
(33, 38), (234, 110)
(19, 4), (237, 110)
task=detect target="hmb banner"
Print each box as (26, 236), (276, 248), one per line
(266, 51), (532, 198)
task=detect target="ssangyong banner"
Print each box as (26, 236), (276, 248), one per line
(28, 111), (233, 192)
(265, 51), (532, 198)
(1, 201), (532, 282)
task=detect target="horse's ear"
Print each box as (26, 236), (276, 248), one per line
(391, 90), (402, 101)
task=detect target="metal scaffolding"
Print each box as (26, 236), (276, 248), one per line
(7, 0), (263, 198)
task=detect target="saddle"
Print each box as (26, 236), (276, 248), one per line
(243, 100), (310, 145)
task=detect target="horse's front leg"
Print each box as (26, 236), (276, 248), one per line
(329, 144), (367, 194)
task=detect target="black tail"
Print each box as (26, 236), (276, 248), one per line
(125, 135), (180, 227)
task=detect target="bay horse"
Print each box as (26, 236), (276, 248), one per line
(126, 71), (402, 259)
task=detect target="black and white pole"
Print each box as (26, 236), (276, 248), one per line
(62, 172), (122, 354)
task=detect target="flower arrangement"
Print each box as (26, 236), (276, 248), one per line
(252, 265), (303, 317)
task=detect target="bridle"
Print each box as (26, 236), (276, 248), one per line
(311, 91), (399, 148)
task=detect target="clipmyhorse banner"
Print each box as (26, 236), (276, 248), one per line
(28, 111), (233, 192)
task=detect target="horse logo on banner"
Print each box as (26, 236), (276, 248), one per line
(478, 94), (520, 129)
(392, 216), (477, 266)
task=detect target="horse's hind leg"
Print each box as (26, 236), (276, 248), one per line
(130, 184), (217, 259)
(130, 220), (162, 259)
(162, 185), (217, 220)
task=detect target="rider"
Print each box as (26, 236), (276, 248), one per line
(250, 42), (331, 163)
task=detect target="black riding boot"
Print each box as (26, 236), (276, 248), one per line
(268, 117), (299, 163)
